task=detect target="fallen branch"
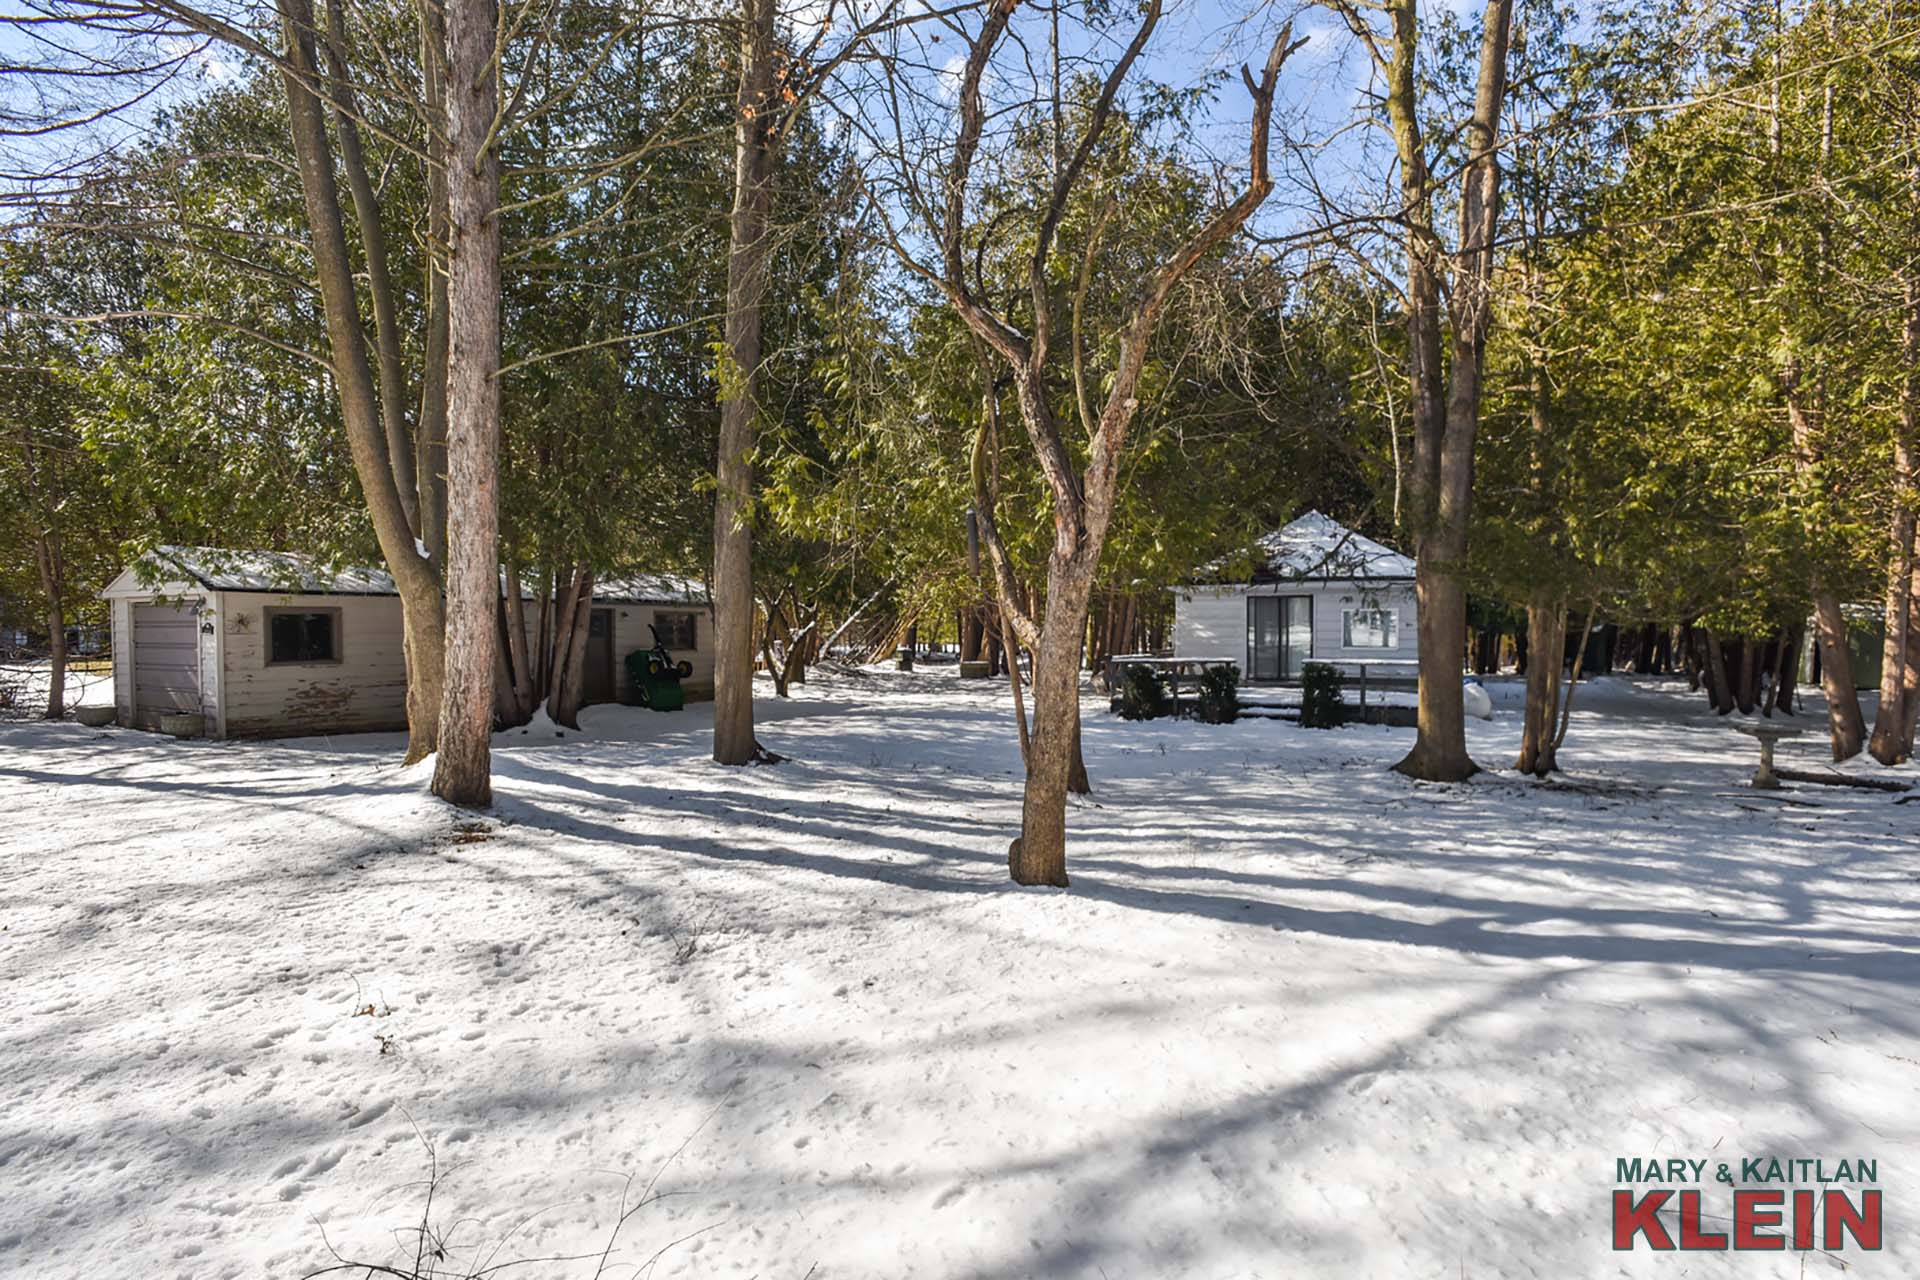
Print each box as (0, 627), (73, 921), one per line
(1772, 768), (1912, 793)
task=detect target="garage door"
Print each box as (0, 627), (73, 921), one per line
(133, 602), (201, 730)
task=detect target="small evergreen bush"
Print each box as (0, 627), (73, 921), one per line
(1194, 663), (1240, 724)
(1117, 664), (1173, 720)
(1299, 662), (1345, 729)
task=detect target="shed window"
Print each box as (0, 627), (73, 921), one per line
(654, 611), (698, 650)
(267, 610), (340, 664)
(1343, 608), (1397, 649)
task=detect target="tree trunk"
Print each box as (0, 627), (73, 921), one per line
(430, 0), (503, 807)
(1009, 568), (1097, 887)
(276, 0), (445, 765)
(1552, 606), (1597, 751)
(1399, 548), (1475, 781)
(546, 567), (593, 728)
(1067, 688), (1091, 795)
(1904, 563), (1920, 754)
(1809, 594), (1865, 759)
(1387, 0), (1514, 784)
(1515, 590), (1564, 776)
(532, 572), (554, 694)
(1703, 631), (1734, 714)
(416, 0), (451, 570)
(33, 531), (66, 719)
(496, 561), (537, 726)
(319, 0), (417, 538)
(1002, 609), (1030, 768)
(1871, 269), (1920, 762)
(1773, 626), (1800, 715)
(760, 637), (788, 697)
(712, 0), (777, 767)
(1734, 639), (1758, 715)
(758, 597), (791, 698)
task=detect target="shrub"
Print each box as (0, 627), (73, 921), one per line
(1117, 663), (1172, 720)
(1299, 662), (1345, 729)
(1194, 663), (1240, 724)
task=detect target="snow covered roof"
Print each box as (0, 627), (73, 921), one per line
(110, 546), (398, 596)
(597, 574), (708, 605)
(105, 546), (708, 605)
(1200, 511), (1415, 584)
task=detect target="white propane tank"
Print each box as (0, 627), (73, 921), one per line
(1461, 679), (1494, 721)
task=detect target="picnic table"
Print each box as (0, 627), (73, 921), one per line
(1106, 655), (1236, 717)
(1735, 722), (1804, 789)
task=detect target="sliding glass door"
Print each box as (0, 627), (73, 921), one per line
(1247, 595), (1312, 680)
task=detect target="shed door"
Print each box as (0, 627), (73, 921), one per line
(132, 602), (201, 729)
(584, 608), (615, 705)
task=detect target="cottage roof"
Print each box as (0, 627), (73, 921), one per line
(107, 546), (707, 605)
(593, 574), (709, 605)
(1203, 511), (1415, 584)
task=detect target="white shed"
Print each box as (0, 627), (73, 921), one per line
(103, 547), (711, 738)
(1173, 512), (1419, 683)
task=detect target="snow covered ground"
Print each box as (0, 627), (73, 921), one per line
(1, 667), (1915, 1278)
(0, 660), (112, 718)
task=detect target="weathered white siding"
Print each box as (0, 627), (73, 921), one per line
(111, 597), (134, 724)
(219, 593), (408, 737)
(107, 569), (714, 736)
(199, 597), (223, 735)
(1175, 580), (1420, 677)
(1172, 588), (1245, 661)
(608, 602), (714, 700)
(1304, 581), (1419, 666)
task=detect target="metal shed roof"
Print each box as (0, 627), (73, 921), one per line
(104, 546), (708, 605)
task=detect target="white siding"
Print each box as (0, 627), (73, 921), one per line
(111, 597), (134, 724)
(1177, 580), (1420, 676)
(108, 571), (714, 734)
(1307, 581), (1419, 665)
(199, 596), (222, 734)
(1173, 588), (1246, 662)
(607, 603), (714, 700)
(219, 593), (409, 737)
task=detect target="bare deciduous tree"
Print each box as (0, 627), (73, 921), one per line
(843, 2), (1301, 884)
(1328, 0), (1517, 783)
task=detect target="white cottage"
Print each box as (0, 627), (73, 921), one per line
(1173, 511), (1419, 682)
(103, 546), (711, 738)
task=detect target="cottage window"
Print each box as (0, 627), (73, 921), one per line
(266, 609), (340, 664)
(1343, 608), (1397, 649)
(654, 611), (698, 650)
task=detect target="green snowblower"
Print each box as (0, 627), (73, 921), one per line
(626, 624), (694, 711)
